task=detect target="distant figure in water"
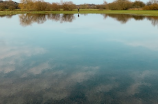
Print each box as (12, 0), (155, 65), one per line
(78, 13), (79, 17)
(78, 7), (80, 12)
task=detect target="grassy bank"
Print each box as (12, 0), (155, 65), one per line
(1, 9), (158, 16)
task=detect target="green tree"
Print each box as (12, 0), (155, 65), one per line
(133, 1), (145, 8)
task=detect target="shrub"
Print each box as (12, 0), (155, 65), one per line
(33, 1), (49, 11)
(143, 3), (158, 10)
(107, 0), (133, 10)
(8, 6), (16, 10)
(132, 1), (145, 8)
(19, 0), (34, 10)
(96, 4), (107, 9)
(19, 0), (52, 11)
(51, 3), (60, 11)
(108, 2), (119, 10)
(79, 4), (89, 9)
(0, 1), (18, 11)
(147, 1), (152, 6)
(0, 3), (5, 11)
(62, 1), (75, 11)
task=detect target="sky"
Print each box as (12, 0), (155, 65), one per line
(14, 0), (149, 4)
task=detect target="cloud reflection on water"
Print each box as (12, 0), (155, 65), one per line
(0, 40), (46, 74)
(1, 14), (158, 104)
(0, 51), (158, 103)
(0, 63), (99, 103)
(0, 49), (158, 104)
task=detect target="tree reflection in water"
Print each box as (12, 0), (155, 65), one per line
(61, 14), (75, 23)
(47, 14), (60, 21)
(0, 14), (15, 18)
(102, 14), (158, 26)
(1, 13), (158, 27)
(147, 16), (158, 27)
(18, 13), (158, 27)
(19, 14), (75, 26)
(102, 14), (158, 27)
(102, 14), (145, 24)
(19, 14), (47, 26)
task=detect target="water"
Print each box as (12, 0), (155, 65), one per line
(0, 14), (158, 104)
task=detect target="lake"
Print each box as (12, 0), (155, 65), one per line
(0, 13), (158, 104)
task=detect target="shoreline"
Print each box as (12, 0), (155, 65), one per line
(1, 9), (158, 16)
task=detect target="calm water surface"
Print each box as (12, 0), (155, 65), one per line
(0, 14), (158, 104)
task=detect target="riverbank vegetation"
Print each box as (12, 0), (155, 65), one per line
(0, 0), (18, 11)
(0, 0), (158, 11)
(0, 0), (158, 16)
(1, 10), (158, 16)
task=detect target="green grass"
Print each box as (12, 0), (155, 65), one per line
(1, 9), (158, 16)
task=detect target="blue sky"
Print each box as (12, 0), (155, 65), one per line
(15, 0), (149, 4)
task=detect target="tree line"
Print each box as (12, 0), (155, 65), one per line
(18, 0), (76, 11)
(0, 0), (158, 11)
(96, 0), (158, 10)
(0, 0), (18, 10)
(0, 0), (76, 11)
